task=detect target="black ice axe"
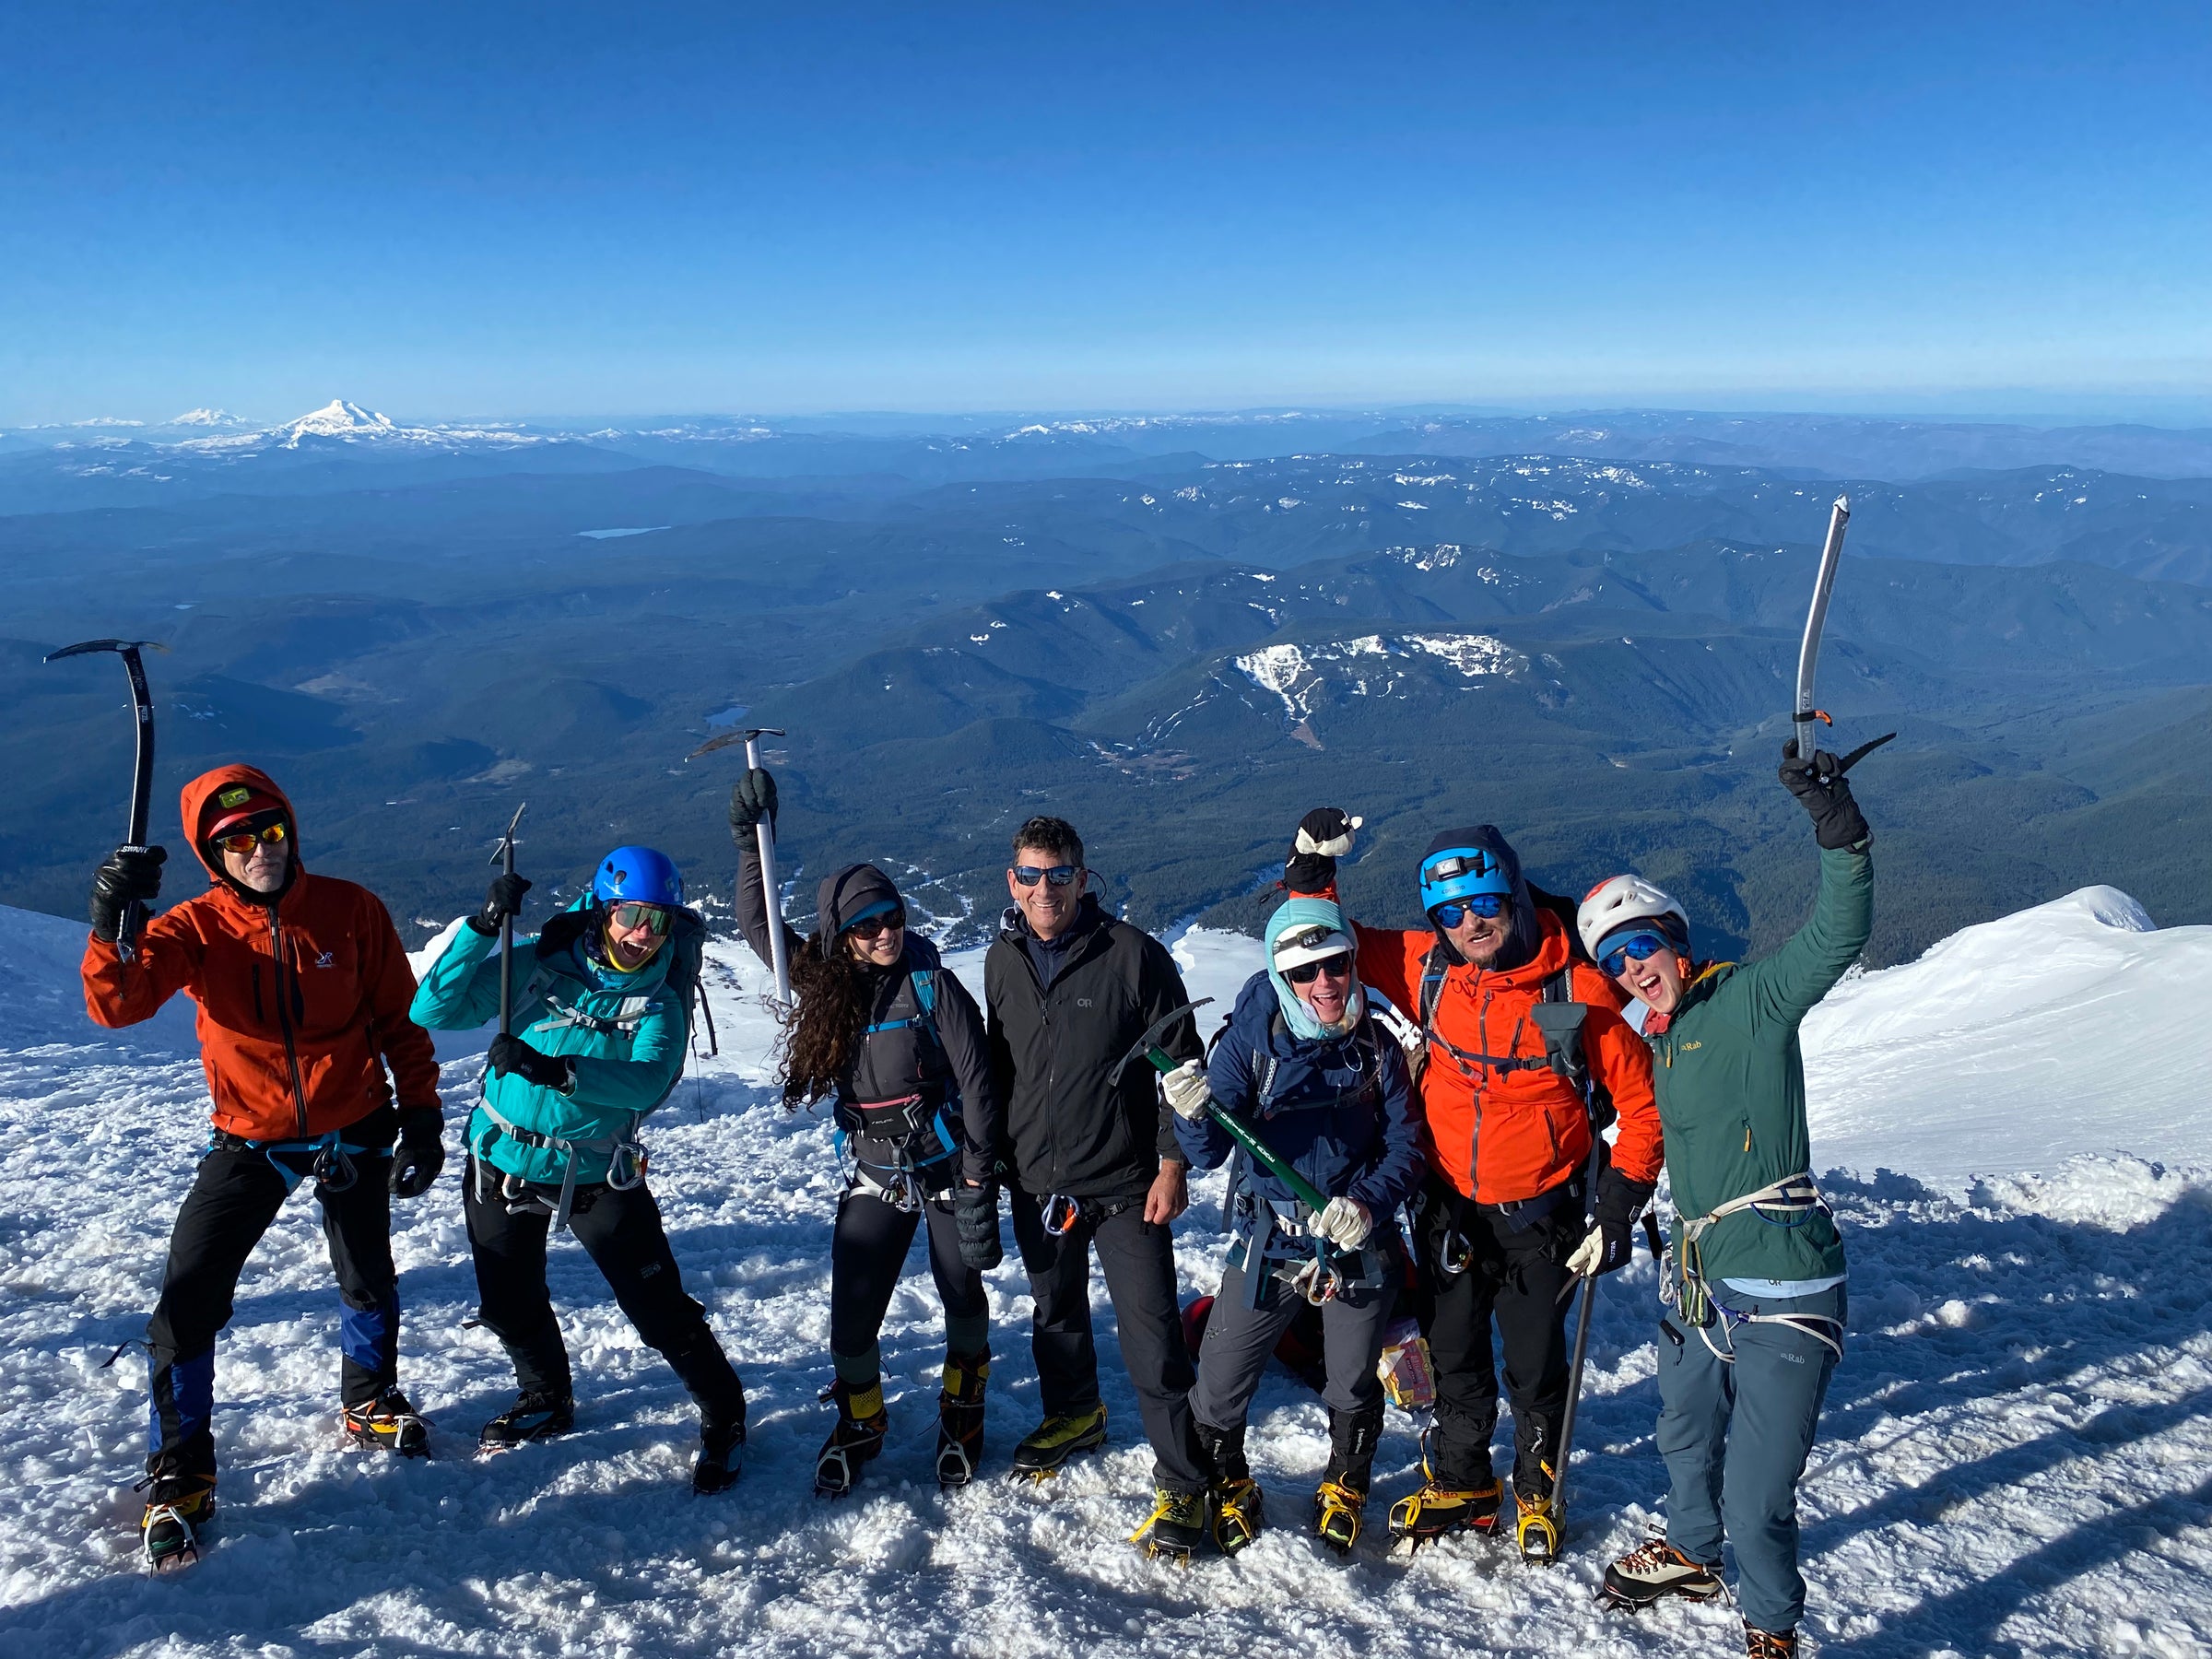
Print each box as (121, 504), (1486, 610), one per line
(45, 638), (166, 958)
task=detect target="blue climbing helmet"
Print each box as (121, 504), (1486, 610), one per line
(1418, 832), (1515, 917)
(594, 845), (685, 909)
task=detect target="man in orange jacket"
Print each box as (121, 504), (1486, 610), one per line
(1283, 808), (1660, 1559)
(82, 764), (444, 1571)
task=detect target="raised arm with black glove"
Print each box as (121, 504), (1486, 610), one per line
(468, 871), (533, 937)
(1284, 806), (1360, 897)
(1779, 741), (1871, 851)
(89, 845), (166, 943)
(1567, 1165), (1657, 1278)
(388, 1105), (447, 1197)
(726, 768), (778, 840)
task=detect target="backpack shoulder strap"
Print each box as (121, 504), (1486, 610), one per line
(911, 968), (942, 1047)
(1530, 966), (1590, 1088)
(1418, 943), (1452, 1037)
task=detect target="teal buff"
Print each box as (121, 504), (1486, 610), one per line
(1265, 896), (1366, 1041)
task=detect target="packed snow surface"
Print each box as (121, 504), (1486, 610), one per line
(2, 894), (2208, 1657)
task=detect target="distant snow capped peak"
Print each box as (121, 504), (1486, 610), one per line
(167, 407), (249, 428)
(288, 399), (399, 439)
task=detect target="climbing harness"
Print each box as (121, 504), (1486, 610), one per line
(209, 1128), (388, 1195)
(1665, 1172), (1845, 1362)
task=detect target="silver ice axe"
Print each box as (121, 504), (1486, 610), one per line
(46, 638), (167, 959)
(1792, 495), (1850, 762)
(489, 802), (527, 1037)
(690, 725), (794, 1004)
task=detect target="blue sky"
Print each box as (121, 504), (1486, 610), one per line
(3, 2), (2207, 423)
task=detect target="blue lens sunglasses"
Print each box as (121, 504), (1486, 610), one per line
(1599, 931), (1675, 978)
(1430, 894), (1508, 928)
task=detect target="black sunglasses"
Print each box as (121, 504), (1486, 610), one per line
(1011, 864), (1081, 888)
(1284, 952), (1353, 985)
(846, 906), (907, 941)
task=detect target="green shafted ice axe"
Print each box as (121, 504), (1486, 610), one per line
(1109, 996), (1347, 1303)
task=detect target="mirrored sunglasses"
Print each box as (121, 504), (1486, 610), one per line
(608, 901), (671, 935)
(1599, 932), (1673, 978)
(1011, 864), (1080, 888)
(1430, 894), (1507, 927)
(211, 818), (288, 855)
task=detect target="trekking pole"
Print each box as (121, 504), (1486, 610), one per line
(490, 803), (526, 1036)
(1541, 1015), (1608, 1562)
(45, 638), (166, 960)
(740, 728), (793, 1005)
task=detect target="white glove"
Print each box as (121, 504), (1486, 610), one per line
(1370, 998), (1426, 1063)
(1566, 1222), (1606, 1279)
(1294, 814), (1364, 859)
(1314, 1195), (1373, 1250)
(1160, 1060), (1214, 1122)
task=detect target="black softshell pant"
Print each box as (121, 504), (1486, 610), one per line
(1415, 1172), (1580, 1488)
(464, 1158), (745, 1428)
(145, 1113), (401, 1479)
(830, 1185), (989, 1362)
(1009, 1185), (1207, 1493)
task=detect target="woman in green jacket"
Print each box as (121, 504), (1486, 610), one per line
(1577, 747), (1874, 1659)
(411, 845), (747, 1492)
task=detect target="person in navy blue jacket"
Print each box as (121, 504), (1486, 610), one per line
(1165, 896), (1421, 1558)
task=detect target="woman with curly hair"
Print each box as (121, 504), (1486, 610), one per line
(729, 767), (1003, 1494)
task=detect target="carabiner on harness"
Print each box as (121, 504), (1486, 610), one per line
(1286, 1255), (1345, 1307)
(1042, 1193), (1084, 1237)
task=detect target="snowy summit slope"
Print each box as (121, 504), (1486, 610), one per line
(0, 900), (2207, 1658)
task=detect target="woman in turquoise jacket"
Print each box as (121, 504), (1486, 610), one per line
(411, 844), (747, 1492)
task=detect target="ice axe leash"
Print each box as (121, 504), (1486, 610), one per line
(489, 802), (527, 1038)
(1109, 997), (1347, 1304)
(687, 724), (792, 1004)
(1790, 495), (1897, 777)
(45, 638), (166, 959)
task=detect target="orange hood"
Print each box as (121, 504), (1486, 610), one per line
(180, 764), (302, 885)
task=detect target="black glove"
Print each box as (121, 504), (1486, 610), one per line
(954, 1181), (1004, 1271)
(89, 845), (167, 943)
(1586, 1167), (1656, 1277)
(388, 1106), (446, 1198)
(1285, 806), (1358, 895)
(469, 871), (533, 936)
(488, 1032), (574, 1094)
(1780, 741), (1871, 851)
(727, 768), (778, 840)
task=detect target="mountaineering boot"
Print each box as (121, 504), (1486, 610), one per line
(1129, 1484), (1210, 1561)
(139, 1471), (217, 1572)
(1313, 1403), (1382, 1556)
(1197, 1421), (1263, 1556)
(1744, 1626), (1799, 1658)
(478, 1388), (574, 1452)
(1513, 1459), (1560, 1564)
(1008, 1403), (1108, 1479)
(1600, 1535), (1726, 1610)
(814, 1377), (888, 1498)
(1387, 1432), (1500, 1551)
(693, 1414), (747, 1495)
(935, 1350), (989, 1488)
(341, 1386), (429, 1457)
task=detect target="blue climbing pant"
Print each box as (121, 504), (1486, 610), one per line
(1655, 1282), (1846, 1636)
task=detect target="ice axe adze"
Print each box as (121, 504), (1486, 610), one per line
(687, 724), (791, 1004)
(1791, 496), (1897, 776)
(45, 638), (166, 959)
(1110, 996), (1347, 1304)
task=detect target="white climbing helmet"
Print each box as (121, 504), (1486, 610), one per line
(1577, 874), (1690, 961)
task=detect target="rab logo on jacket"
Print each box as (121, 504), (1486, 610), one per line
(315, 951), (336, 969)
